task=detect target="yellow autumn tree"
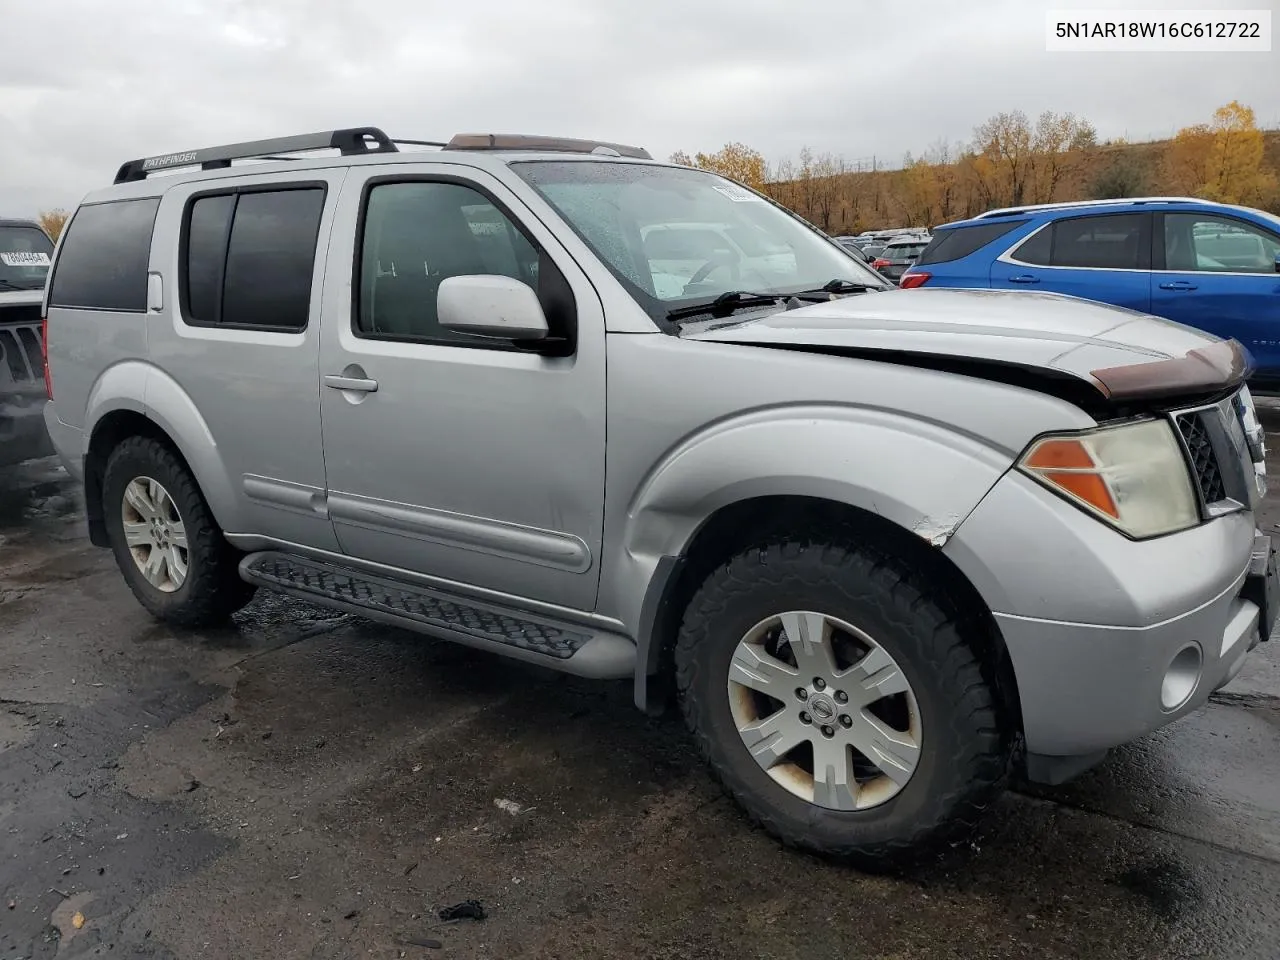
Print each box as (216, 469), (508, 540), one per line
(1165, 101), (1278, 205)
(37, 209), (70, 241)
(667, 142), (768, 190)
(972, 111), (1033, 207)
(1204, 101), (1277, 204)
(901, 157), (939, 226)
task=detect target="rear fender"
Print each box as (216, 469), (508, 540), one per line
(84, 361), (241, 531)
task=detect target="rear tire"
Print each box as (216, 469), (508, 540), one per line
(674, 536), (1009, 864)
(102, 436), (256, 627)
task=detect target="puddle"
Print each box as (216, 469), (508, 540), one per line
(1113, 855), (1202, 921)
(0, 458), (80, 532)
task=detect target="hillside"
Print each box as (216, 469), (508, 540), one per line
(674, 103), (1280, 235)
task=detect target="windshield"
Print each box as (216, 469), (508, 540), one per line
(0, 225), (54, 291)
(510, 161), (887, 323)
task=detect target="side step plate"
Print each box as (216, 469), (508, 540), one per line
(240, 551), (634, 679)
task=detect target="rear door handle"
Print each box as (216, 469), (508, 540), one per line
(1159, 281), (1198, 291)
(324, 375), (379, 393)
(1008, 274), (1040, 284)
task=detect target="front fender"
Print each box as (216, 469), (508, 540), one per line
(616, 404), (1015, 636)
(84, 360), (242, 531)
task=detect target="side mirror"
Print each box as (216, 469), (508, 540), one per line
(1274, 254), (1280, 274)
(437, 275), (549, 341)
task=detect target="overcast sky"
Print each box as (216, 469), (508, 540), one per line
(2, 0), (1277, 217)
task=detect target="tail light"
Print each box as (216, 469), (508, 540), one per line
(899, 271), (931, 289)
(871, 258), (891, 269)
(41, 313), (52, 400)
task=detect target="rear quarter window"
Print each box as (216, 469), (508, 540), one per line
(49, 198), (161, 311)
(916, 220), (1028, 265)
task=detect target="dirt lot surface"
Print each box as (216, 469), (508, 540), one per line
(2, 416), (1280, 959)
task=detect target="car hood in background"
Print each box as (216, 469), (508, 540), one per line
(682, 288), (1248, 402)
(0, 289), (45, 307)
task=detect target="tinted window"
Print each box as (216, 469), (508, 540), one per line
(49, 198), (160, 310)
(220, 190), (324, 330)
(884, 242), (927, 260)
(1012, 225), (1052, 265)
(1049, 214), (1146, 269)
(184, 194), (234, 324)
(358, 181), (564, 346)
(917, 220), (1027, 265)
(0, 225), (55, 292)
(1164, 213), (1280, 274)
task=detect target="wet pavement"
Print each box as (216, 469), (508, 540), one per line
(1, 430), (1279, 959)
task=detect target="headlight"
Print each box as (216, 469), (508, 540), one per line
(1018, 419), (1199, 538)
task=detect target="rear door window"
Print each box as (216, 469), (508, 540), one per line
(49, 198), (161, 311)
(181, 186), (325, 330)
(1011, 214), (1149, 270)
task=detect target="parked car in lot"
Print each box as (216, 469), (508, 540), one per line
(1, 218), (55, 467)
(871, 236), (930, 282)
(899, 198), (1280, 386)
(42, 128), (1274, 863)
(833, 236), (871, 263)
(860, 239), (889, 261)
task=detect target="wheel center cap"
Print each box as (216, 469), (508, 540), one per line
(809, 695), (836, 722)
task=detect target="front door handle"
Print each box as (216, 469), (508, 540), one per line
(324, 374), (379, 393)
(1008, 274), (1040, 284)
(1159, 280), (1198, 291)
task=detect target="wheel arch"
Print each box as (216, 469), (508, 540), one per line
(633, 494), (1023, 746)
(83, 366), (239, 546)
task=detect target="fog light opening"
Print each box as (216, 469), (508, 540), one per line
(1161, 643), (1203, 712)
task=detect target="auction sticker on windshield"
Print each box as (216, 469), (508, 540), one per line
(713, 183), (764, 202)
(1, 252), (51, 267)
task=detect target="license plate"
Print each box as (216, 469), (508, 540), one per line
(0, 251), (50, 267)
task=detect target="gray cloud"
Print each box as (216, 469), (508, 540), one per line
(1, 0), (1276, 216)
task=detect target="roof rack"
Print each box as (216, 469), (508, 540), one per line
(444, 133), (652, 160)
(112, 127), (653, 185)
(975, 197), (1205, 219)
(113, 127), (398, 184)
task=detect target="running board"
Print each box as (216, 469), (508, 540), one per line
(239, 551), (635, 679)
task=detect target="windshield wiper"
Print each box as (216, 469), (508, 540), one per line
(666, 291), (785, 322)
(815, 279), (884, 294)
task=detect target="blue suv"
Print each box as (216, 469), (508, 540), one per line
(900, 198), (1280, 384)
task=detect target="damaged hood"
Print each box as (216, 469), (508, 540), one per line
(682, 288), (1248, 401)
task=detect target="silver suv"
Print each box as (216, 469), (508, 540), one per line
(42, 127), (1276, 862)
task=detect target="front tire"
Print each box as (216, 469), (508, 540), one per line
(102, 436), (256, 627)
(675, 537), (1009, 863)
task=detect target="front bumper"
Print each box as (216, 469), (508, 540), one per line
(0, 392), (54, 467)
(944, 470), (1271, 764)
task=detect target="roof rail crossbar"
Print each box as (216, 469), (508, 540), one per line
(113, 126), (398, 184)
(443, 133), (652, 160)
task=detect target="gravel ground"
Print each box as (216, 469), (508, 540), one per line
(1, 426), (1278, 959)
